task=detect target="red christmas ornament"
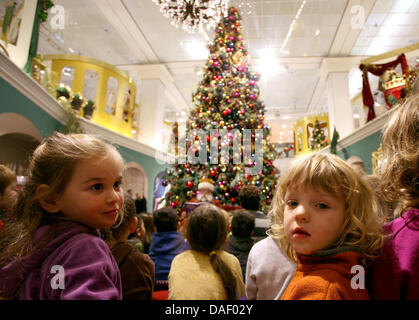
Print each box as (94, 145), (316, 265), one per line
(186, 181), (194, 189)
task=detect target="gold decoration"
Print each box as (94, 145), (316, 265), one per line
(372, 146), (383, 176)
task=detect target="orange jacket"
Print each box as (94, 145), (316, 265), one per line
(281, 248), (369, 300)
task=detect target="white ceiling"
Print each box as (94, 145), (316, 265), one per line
(37, 0), (419, 144)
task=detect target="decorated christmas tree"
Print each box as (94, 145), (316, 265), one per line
(310, 120), (328, 150)
(162, 7), (278, 212)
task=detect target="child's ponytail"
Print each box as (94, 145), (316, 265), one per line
(209, 251), (237, 300)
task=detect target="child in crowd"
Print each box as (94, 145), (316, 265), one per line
(126, 214), (146, 252)
(149, 207), (189, 282)
(168, 204), (245, 300)
(368, 94), (419, 299)
(103, 193), (155, 300)
(223, 210), (255, 281)
(238, 185), (270, 242)
(245, 216), (296, 300)
(270, 153), (385, 300)
(139, 213), (154, 254)
(0, 132), (123, 299)
(0, 165), (18, 230)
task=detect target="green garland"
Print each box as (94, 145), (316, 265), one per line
(38, 0), (55, 22)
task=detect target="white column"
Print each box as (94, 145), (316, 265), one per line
(326, 72), (355, 139)
(137, 79), (165, 150)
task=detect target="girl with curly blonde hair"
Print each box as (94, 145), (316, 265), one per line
(368, 94), (419, 300)
(268, 153), (385, 300)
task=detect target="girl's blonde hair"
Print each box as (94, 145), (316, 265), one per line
(268, 153), (386, 263)
(0, 132), (123, 266)
(380, 94), (419, 214)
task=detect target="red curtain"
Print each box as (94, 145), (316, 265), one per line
(359, 53), (408, 122)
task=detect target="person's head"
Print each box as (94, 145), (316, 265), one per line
(33, 133), (124, 229)
(134, 214), (145, 239)
(238, 184), (260, 211)
(139, 212), (154, 243)
(153, 207), (178, 232)
(186, 204), (237, 299)
(197, 179), (214, 202)
(231, 211), (255, 238)
(380, 94), (419, 212)
(346, 156), (367, 176)
(0, 132), (125, 265)
(0, 165), (17, 211)
(105, 192), (138, 246)
(269, 153), (385, 263)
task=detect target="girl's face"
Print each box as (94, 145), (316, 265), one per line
(284, 184), (346, 255)
(55, 153), (124, 229)
(0, 181), (18, 211)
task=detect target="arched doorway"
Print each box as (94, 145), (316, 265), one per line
(122, 162), (149, 210)
(0, 113), (42, 179)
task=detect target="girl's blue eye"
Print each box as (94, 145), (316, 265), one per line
(114, 181), (122, 190)
(287, 200), (298, 207)
(91, 183), (102, 191)
(316, 203), (329, 209)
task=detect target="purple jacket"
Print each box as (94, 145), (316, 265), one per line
(368, 208), (419, 299)
(0, 221), (122, 300)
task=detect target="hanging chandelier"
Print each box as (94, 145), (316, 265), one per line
(152, 0), (229, 33)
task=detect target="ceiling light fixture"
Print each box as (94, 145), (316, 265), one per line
(279, 0), (306, 54)
(152, 0), (229, 33)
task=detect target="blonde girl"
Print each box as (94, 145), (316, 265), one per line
(368, 94), (419, 300)
(269, 153), (385, 300)
(0, 132), (124, 299)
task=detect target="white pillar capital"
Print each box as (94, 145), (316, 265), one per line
(319, 57), (363, 83)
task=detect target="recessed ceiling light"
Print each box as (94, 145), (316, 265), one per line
(282, 125), (287, 129)
(315, 29), (320, 36)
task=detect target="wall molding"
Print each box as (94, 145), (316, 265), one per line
(319, 105), (397, 154)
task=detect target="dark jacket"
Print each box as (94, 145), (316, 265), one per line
(135, 197), (147, 213)
(111, 242), (155, 300)
(223, 235), (254, 280)
(149, 231), (190, 281)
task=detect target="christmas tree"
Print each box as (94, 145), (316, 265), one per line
(310, 120), (328, 150)
(162, 7), (278, 212)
